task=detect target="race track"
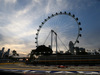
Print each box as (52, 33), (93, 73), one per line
(0, 63), (100, 75)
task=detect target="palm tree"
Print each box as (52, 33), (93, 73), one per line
(12, 50), (19, 56)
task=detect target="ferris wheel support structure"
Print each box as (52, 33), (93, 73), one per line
(51, 30), (57, 54)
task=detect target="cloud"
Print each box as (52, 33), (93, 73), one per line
(0, 0), (100, 56)
(0, 0), (37, 54)
(4, 0), (17, 4)
(45, 0), (70, 14)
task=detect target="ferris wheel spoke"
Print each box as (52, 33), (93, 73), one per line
(35, 11), (82, 52)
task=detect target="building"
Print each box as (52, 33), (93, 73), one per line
(69, 41), (74, 54)
(0, 47), (10, 58)
(3, 49), (10, 58)
(0, 47), (5, 58)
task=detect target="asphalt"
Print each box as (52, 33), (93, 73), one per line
(0, 63), (100, 71)
(0, 63), (100, 75)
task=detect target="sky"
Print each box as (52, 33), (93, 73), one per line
(0, 0), (100, 56)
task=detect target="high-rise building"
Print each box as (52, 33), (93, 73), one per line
(69, 41), (74, 54)
(3, 49), (10, 58)
(0, 47), (10, 58)
(0, 47), (5, 58)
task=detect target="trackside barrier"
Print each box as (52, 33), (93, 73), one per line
(0, 62), (25, 65)
(0, 69), (100, 74)
(63, 66), (100, 70)
(34, 65), (100, 70)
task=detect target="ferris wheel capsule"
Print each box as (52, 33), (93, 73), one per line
(79, 34), (82, 37)
(48, 16), (50, 19)
(64, 11), (67, 14)
(68, 12), (71, 15)
(80, 28), (82, 31)
(45, 19), (47, 21)
(37, 29), (40, 31)
(52, 14), (54, 17)
(39, 25), (42, 28)
(72, 14), (75, 18)
(56, 12), (58, 15)
(35, 11), (82, 48)
(36, 33), (38, 35)
(76, 18), (78, 21)
(76, 40), (79, 43)
(60, 12), (62, 14)
(35, 37), (37, 39)
(35, 41), (37, 43)
(42, 22), (44, 24)
(78, 22), (81, 25)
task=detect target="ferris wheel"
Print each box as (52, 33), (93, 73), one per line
(35, 11), (82, 52)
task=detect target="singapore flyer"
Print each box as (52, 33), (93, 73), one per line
(35, 11), (82, 53)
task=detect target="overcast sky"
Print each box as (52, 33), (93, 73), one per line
(0, 0), (100, 56)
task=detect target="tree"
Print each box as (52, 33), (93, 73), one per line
(12, 50), (19, 56)
(35, 45), (53, 55)
(26, 49), (36, 64)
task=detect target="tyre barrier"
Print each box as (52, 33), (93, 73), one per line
(0, 69), (100, 74)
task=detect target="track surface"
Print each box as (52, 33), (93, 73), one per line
(0, 63), (100, 75)
(0, 63), (100, 71)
